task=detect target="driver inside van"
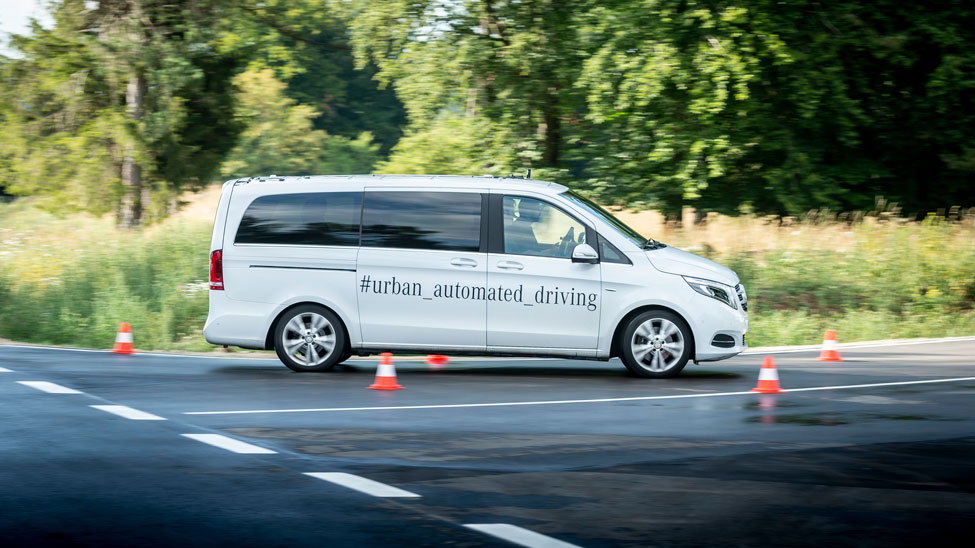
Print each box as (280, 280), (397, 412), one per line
(505, 197), (585, 258)
(505, 199), (543, 255)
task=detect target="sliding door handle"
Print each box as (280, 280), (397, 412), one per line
(450, 257), (478, 268)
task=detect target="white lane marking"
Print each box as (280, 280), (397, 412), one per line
(17, 381), (83, 394)
(785, 378), (975, 392)
(464, 524), (581, 548)
(0, 344), (279, 361)
(91, 405), (166, 421)
(745, 336), (975, 355)
(834, 395), (922, 405)
(3, 345), (113, 354)
(304, 472), (421, 498)
(184, 377), (975, 415)
(0, 367), (13, 372)
(181, 434), (276, 454)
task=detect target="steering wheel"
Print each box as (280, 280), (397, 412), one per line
(558, 227), (575, 256)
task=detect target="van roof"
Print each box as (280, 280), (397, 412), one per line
(232, 174), (568, 194)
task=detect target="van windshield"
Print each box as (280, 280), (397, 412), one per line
(561, 190), (649, 248)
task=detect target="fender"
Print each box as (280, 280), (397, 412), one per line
(263, 294), (362, 349)
(599, 297), (703, 359)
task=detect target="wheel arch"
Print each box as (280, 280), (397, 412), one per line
(264, 301), (352, 352)
(609, 304), (696, 360)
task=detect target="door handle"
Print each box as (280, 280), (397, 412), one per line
(496, 260), (524, 271)
(450, 257), (478, 268)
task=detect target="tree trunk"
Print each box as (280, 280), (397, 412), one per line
(541, 96), (561, 166)
(119, 70), (146, 228)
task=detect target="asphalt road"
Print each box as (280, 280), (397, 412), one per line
(1, 339), (974, 547)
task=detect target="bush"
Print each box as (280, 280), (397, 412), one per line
(0, 204), (212, 350)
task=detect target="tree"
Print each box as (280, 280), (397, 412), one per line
(220, 69), (378, 178)
(0, 0), (240, 226)
(576, 0), (975, 216)
(219, 0), (406, 153)
(340, 0), (589, 173)
(344, 0), (974, 216)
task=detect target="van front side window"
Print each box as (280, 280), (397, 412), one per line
(503, 196), (587, 258)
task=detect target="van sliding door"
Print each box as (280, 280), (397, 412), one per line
(356, 189), (487, 350)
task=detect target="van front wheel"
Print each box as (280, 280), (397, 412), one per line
(274, 305), (347, 372)
(619, 310), (692, 378)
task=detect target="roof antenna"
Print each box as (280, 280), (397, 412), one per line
(525, 169), (532, 179)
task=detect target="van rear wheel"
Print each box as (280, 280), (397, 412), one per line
(274, 305), (347, 372)
(619, 310), (692, 378)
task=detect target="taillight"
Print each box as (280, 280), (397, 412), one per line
(209, 249), (224, 290)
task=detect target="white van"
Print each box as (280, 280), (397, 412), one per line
(205, 175), (747, 378)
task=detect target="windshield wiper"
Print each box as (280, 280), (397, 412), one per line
(643, 238), (667, 250)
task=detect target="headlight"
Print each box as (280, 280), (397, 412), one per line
(683, 276), (737, 309)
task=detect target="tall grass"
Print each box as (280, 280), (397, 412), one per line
(0, 201), (211, 350)
(1, 196), (973, 350)
(621, 207), (975, 345)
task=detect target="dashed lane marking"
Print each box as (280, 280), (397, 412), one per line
(304, 472), (421, 498)
(184, 377), (975, 415)
(464, 524), (581, 548)
(181, 434), (277, 454)
(91, 405), (166, 421)
(0, 367), (12, 372)
(17, 381), (83, 394)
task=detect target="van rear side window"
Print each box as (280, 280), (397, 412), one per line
(361, 191), (481, 252)
(234, 192), (361, 246)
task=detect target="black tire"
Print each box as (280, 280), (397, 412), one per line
(619, 310), (693, 378)
(273, 304), (347, 372)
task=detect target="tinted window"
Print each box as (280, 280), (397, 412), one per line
(361, 192), (481, 252)
(598, 234), (631, 264)
(235, 192), (361, 246)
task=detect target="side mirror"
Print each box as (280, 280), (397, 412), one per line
(571, 243), (599, 264)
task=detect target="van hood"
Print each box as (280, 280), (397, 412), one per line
(647, 246), (739, 287)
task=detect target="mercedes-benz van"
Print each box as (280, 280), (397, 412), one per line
(205, 175), (747, 378)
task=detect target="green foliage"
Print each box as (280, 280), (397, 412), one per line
(220, 69), (378, 178)
(0, 0), (241, 222)
(0, 0), (405, 223)
(377, 112), (520, 176)
(0, 204), (212, 350)
(725, 217), (975, 345)
(219, 0), (405, 153)
(341, 0), (587, 173)
(3, 0), (974, 222)
(340, 0), (975, 216)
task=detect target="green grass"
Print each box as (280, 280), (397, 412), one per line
(723, 217), (975, 345)
(0, 202), (212, 351)
(1, 199), (972, 350)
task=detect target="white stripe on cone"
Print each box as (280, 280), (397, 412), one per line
(116, 332), (133, 343)
(376, 361), (396, 378)
(758, 368), (780, 381)
(823, 339), (837, 350)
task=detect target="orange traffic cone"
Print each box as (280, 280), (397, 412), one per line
(112, 322), (135, 354)
(751, 356), (786, 394)
(425, 354), (449, 369)
(816, 329), (844, 362)
(369, 353), (404, 390)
